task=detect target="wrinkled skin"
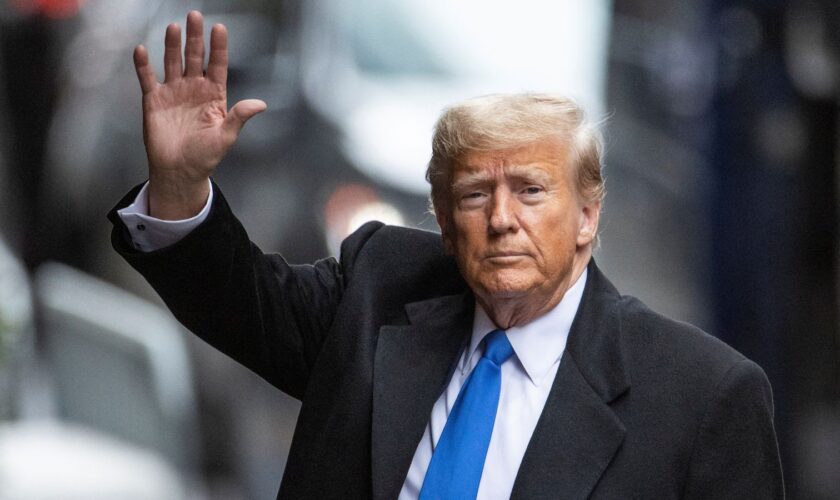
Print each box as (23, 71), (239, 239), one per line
(437, 140), (600, 328)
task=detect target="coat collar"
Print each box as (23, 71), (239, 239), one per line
(371, 260), (630, 500)
(564, 259), (631, 404)
(371, 291), (473, 500)
(510, 259), (630, 499)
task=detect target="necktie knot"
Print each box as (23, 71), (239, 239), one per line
(483, 329), (513, 366)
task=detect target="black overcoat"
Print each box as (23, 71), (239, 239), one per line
(109, 183), (783, 499)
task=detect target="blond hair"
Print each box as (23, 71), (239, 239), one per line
(426, 93), (605, 214)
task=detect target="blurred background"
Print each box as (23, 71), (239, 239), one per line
(0, 0), (837, 498)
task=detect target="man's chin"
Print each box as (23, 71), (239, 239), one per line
(486, 289), (530, 300)
(463, 267), (542, 300)
(478, 277), (537, 300)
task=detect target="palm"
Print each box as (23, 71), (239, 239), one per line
(144, 78), (229, 179)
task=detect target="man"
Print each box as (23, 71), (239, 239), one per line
(110, 11), (783, 499)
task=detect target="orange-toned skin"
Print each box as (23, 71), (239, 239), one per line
(132, 11), (266, 220)
(437, 140), (600, 329)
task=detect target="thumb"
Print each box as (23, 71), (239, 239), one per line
(223, 99), (267, 137)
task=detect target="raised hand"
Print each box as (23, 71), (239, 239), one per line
(133, 11), (266, 219)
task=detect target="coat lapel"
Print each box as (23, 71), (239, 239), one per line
(511, 261), (631, 499)
(371, 292), (473, 500)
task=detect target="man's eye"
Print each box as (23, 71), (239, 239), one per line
(458, 191), (487, 208)
(522, 186), (543, 195)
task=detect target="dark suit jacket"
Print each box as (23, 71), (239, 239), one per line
(109, 183), (783, 499)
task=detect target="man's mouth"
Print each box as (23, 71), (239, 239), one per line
(485, 252), (530, 263)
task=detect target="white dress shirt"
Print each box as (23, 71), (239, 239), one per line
(117, 180), (213, 251)
(398, 269), (586, 500)
(117, 182), (587, 499)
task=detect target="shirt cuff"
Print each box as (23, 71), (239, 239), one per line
(116, 180), (214, 252)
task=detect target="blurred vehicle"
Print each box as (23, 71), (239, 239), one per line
(0, 240), (202, 498)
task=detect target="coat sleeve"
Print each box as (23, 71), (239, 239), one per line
(682, 358), (785, 499)
(108, 181), (383, 400)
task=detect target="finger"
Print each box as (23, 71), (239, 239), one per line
(184, 10), (205, 77)
(223, 99), (268, 138)
(206, 23), (228, 85)
(133, 45), (157, 94)
(163, 23), (183, 82)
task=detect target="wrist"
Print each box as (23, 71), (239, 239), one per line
(147, 174), (211, 220)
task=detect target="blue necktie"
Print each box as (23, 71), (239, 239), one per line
(419, 329), (514, 500)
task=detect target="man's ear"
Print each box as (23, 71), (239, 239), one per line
(576, 200), (601, 247)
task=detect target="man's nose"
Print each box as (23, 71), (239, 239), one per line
(488, 190), (521, 234)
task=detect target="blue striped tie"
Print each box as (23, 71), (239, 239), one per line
(419, 329), (514, 499)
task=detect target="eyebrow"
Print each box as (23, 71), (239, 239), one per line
(451, 170), (492, 192)
(451, 164), (553, 192)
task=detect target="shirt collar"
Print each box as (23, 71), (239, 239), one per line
(462, 268), (588, 386)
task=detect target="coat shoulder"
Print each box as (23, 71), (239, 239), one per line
(337, 221), (467, 308)
(615, 294), (762, 401)
(620, 295), (744, 365)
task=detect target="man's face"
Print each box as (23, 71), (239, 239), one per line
(438, 139), (599, 310)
